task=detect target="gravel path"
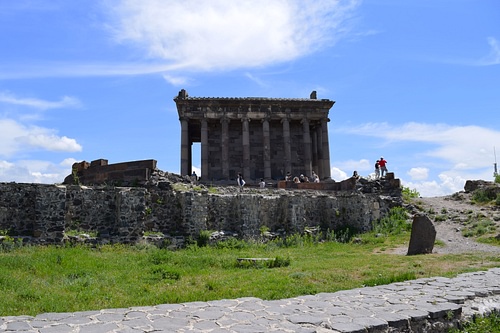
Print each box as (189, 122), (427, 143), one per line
(394, 192), (500, 255)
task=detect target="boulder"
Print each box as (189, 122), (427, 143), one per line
(407, 214), (436, 255)
(464, 180), (493, 193)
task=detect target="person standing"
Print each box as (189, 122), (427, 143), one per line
(379, 157), (388, 177)
(374, 160), (380, 179)
(312, 171), (320, 183)
(237, 173), (245, 191)
(259, 178), (266, 189)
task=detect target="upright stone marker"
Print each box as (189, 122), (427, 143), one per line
(407, 214), (436, 255)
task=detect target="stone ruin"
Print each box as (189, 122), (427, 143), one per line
(0, 160), (404, 247)
(63, 159), (160, 186)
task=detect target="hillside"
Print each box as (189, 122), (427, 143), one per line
(394, 188), (500, 255)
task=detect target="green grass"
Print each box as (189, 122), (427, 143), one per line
(1, 233), (499, 317)
(450, 312), (500, 333)
(461, 219), (497, 238)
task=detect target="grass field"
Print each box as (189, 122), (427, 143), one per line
(1, 230), (499, 317)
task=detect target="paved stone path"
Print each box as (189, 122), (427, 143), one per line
(1, 268), (499, 333)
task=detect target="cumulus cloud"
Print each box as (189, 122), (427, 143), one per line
(338, 122), (500, 170)
(403, 173), (468, 198)
(334, 158), (371, 175)
(331, 166), (347, 181)
(105, 0), (360, 72)
(407, 167), (429, 181)
(0, 119), (82, 157)
(334, 121), (500, 196)
(0, 158), (74, 184)
(0, 90), (83, 183)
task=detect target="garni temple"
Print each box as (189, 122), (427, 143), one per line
(174, 89), (335, 182)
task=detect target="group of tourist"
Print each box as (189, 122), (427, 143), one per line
(374, 157), (388, 179)
(201, 156), (388, 191)
(349, 156), (389, 182)
(285, 171), (320, 183)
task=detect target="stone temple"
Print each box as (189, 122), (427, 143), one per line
(174, 89), (335, 182)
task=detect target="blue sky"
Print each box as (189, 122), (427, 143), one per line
(0, 0), (499, 197)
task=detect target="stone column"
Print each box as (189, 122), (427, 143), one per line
(311, 126), (318, 176)
(221, 117), (230, 179)
(302, 118), (312, 177)
(242, 117), (250, 180)
(180, 117), (189, 176)
(282, 113), (292, 175)
(321, 118), (331, 179)
(201, 118), (208, 181)
(316, 124), (324, 178)
(262, 116), (271, 179)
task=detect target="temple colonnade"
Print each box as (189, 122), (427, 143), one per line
(175, 90), (335, 182)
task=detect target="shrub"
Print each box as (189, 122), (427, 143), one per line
(434, 215), (447, 222)
(472, 188), (497, 204)
(150, 267), (181, 281)
(214, 238), (248, 250)
(401, 186), (420, 202)
(0, 230), (23, 252)
(462, 219), (496, 238)
(372, 207), (410, 235)
(196, 230), (212, 247)
(235, 256), (290, 269)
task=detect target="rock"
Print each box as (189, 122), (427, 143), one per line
(464, 180), (493, 193)
(407, 214), (436, 255)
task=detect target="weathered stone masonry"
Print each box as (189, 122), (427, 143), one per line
(0, 182), (400, 245)
(174, 89), (335, 182)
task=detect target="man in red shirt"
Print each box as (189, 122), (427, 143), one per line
(378, 157), (388, 177)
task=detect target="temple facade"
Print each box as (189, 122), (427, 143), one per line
(174, 89), (335, 182)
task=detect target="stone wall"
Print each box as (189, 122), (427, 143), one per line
(63, 159), (157, 186)
(0, 182), (401, 245)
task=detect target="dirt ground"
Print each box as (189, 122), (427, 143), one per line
(391, 191), (500, 255)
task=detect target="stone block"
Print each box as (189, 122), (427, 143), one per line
(91, 159), (108, 167)
(407, 214), (436, 255)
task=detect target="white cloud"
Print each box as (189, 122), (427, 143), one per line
(0, 1), (360, 79)
(18, 134), (82, 152)
(106, 0), (360, 72)
(334, 158), (371, 174)
(334, 121), (500, 196)
(0, 119), (82, 157)
(162, 74), (190, 86)
(331, 166), (347, 181)
(0, 91), (81, 110)
(477, 37), (500, 66)
(403, 172), (467, 198)
(0, 158), (73, 184)
(407, 167), (428, 181)
(61, 157), (79, 167)
(244, 73), (269, 88)
(338, 122), (500, 170)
